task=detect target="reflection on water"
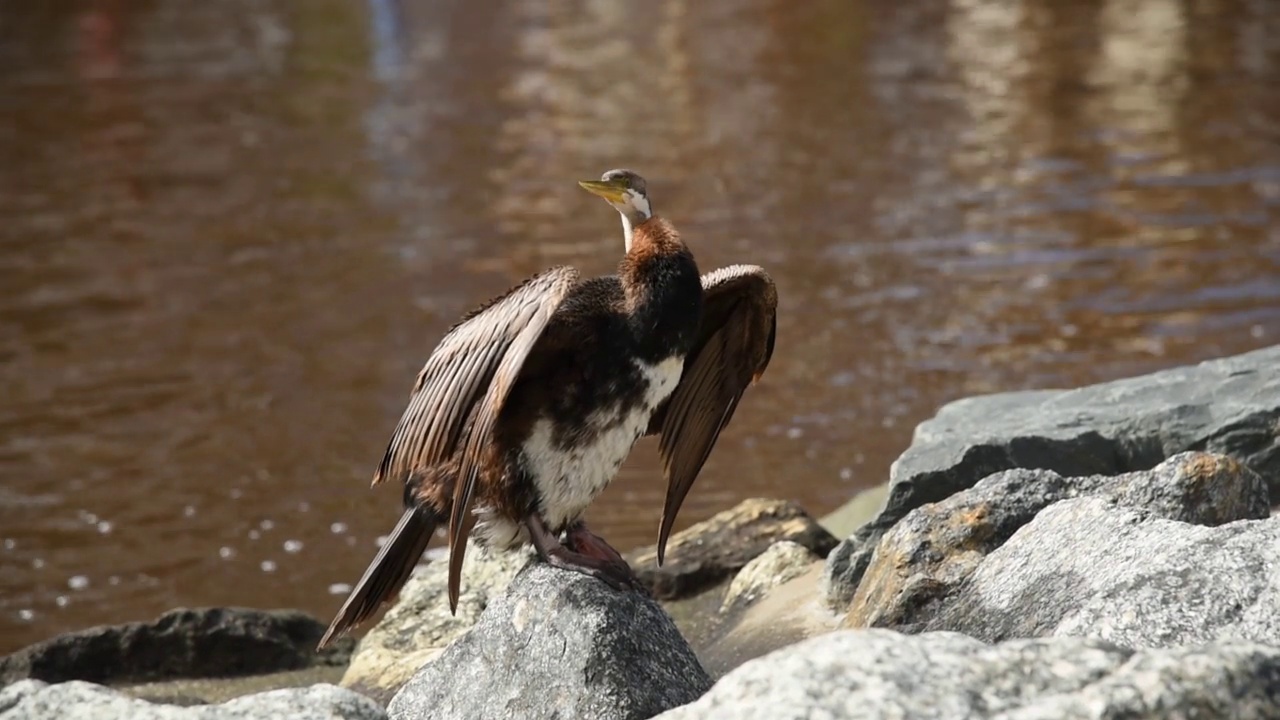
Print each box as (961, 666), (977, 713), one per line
(1, 0), (1278, 651)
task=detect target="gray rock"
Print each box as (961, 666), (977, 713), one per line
(344, 498), (834, 704)
(119, 666), (347, 706)
(387, 562), (711, 720)
(925, 495), (1280, 648)
(625, 498), (838, 601)
(338, 541), (531, 703)
(655, 629), (1280, 719)
(696, 564), (841, 679)
(0, 680), (385, 719)
(719, 541), (820, 614)
(844, 452), (1269, 630)
(0, 608), (352, 686)
(824, 344), (1280, 609)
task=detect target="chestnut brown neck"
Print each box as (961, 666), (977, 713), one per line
(617, 217), (702, 361)
(620, 217), (687, 283)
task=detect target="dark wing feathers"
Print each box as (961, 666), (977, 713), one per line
(445, 280), (575, 610)
(651, 264), (778, 564)
(373, 266), (580, 487)
(367, 265), (580, 611)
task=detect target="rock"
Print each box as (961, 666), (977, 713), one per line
(651, 584), (733, 658)
(387, 562), (711, 720)
(655, 629), (1280, 719)
(719, 541), (820, 614)
(625, 498), (838, 601)
(0, 680), (385, 719)
(345, 498), (835, 703)
(924, 494), (1280, 647)
(696, 564), (840, 678)
(120, 666), (347, 706)
(0, 608), (352, 686)
(339, 542), (531, 704)
(844, 452), (1270, 630)
(823, 344), (1280, 609)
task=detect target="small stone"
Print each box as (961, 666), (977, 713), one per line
(625, 498), (838, 601)
(720, 541), (820, 613)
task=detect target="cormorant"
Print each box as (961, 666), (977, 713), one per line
(318, 169), (777, 649)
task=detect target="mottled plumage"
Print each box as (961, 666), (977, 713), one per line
(319, 170), (777, 649)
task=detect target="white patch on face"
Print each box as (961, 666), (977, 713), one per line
(626, 189), (651, 219)
(521, 355), (686, 532)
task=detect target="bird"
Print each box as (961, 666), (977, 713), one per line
(317, 169), (777, 650)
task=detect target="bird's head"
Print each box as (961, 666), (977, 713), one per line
(578, 169), (652, 251)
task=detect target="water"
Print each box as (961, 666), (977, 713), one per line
(1, 0), (1278, 652)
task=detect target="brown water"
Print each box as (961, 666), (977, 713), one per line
(2, 0), (1279, 653)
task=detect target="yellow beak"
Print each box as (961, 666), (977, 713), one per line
(577, 179), (629, 203)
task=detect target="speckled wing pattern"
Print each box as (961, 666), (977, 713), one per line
(649, 264), (778, 564)
(369, 265), (580, 610)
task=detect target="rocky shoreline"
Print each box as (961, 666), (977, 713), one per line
(3, 344), (1277, 719)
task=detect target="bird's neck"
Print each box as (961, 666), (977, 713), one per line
(619, 217), (703, 362)
(620, 209), (647, 253)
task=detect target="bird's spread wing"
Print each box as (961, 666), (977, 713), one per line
(648, 264), (778, 564)
(370, 265), (580, 610)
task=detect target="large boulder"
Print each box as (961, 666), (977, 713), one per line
(0, 608), (352, 686)
(824, 344), (1280, 609)
(0, 680), (384, 720)
(387, 563), (711, 720)
(655, 629), (1280, 719)
(339, 542), (530, 703)
(625, 498), (838, 601)
(844, 452), (1270, 631)
(924, 494), (1280, 647)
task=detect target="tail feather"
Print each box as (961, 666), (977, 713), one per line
(317, 507), (439, 650)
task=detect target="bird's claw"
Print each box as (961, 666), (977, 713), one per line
(562, 523), (651, 596)
(528, 518), (653, 597)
